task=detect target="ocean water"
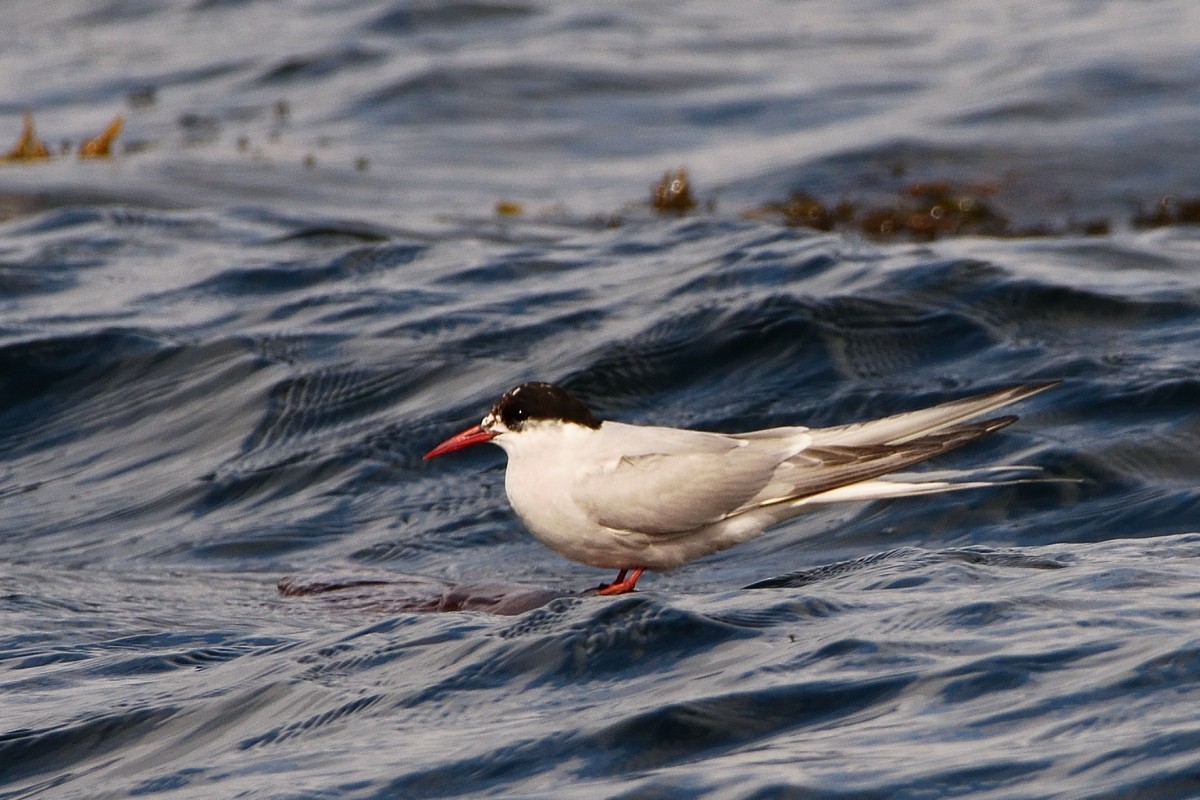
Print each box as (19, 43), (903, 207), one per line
(2, 1), (1200, 798)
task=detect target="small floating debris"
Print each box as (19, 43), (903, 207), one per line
(494, 199), (524, 217)
(127, 86), (156, 109)
(178, 111), (221, 146)
(1132, 195), (1200, 228)
(3, 112), (50, 162)
(652, 167), (697, 214)
(1071, 217), (1112, 236)
(78, 115), (123, 158)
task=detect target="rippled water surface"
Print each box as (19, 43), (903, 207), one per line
(3, 2), (1200, 798)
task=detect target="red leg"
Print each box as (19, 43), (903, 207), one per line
(597, 567), (645, 595)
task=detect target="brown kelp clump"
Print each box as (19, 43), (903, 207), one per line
(652, 167), (697, 214)
(742, 175), (1128, 241)
(492, 164), (1198, 238)
(1132, 195), (1200, 228)
(747, 180), (1020, 241)
(752, 191), (856, 231)
(863, 181), (1011, 240)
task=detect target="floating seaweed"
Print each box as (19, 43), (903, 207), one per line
(3, 108), (1196, 239)
(746, 191), (854, 232)
(3, 112), (50, 162)
(744, 179), (1121, 241)
(78, 115), (123, 158)
(3, 112), (124, 163)
(652, 167), (697, 214)
(1132, 195), (1200, 228)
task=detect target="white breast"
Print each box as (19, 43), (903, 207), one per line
(498, 424), (635, 568)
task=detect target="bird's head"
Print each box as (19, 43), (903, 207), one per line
(423, 382), (601, 459)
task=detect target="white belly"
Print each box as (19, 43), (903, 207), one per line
(496, 425), (777, 571)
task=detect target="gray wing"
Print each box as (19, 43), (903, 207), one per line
(572, 428), (808, 535)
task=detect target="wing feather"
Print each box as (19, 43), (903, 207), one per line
(573, 434), (805, 535)
(809, 382), (1056, 446)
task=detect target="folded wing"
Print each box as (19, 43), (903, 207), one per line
(571, 382), (1055, 537)
(573, 430), (807, 535)
(809, 382), (1057, 447)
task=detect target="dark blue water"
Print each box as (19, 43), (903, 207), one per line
(3, 2), (1200, 798)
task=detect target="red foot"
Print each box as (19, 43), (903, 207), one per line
(597, 567), (645, 595)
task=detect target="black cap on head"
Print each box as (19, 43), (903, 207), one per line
(491, 382), (601, 431)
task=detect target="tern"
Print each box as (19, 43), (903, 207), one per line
(425, 381), (1055, 595)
